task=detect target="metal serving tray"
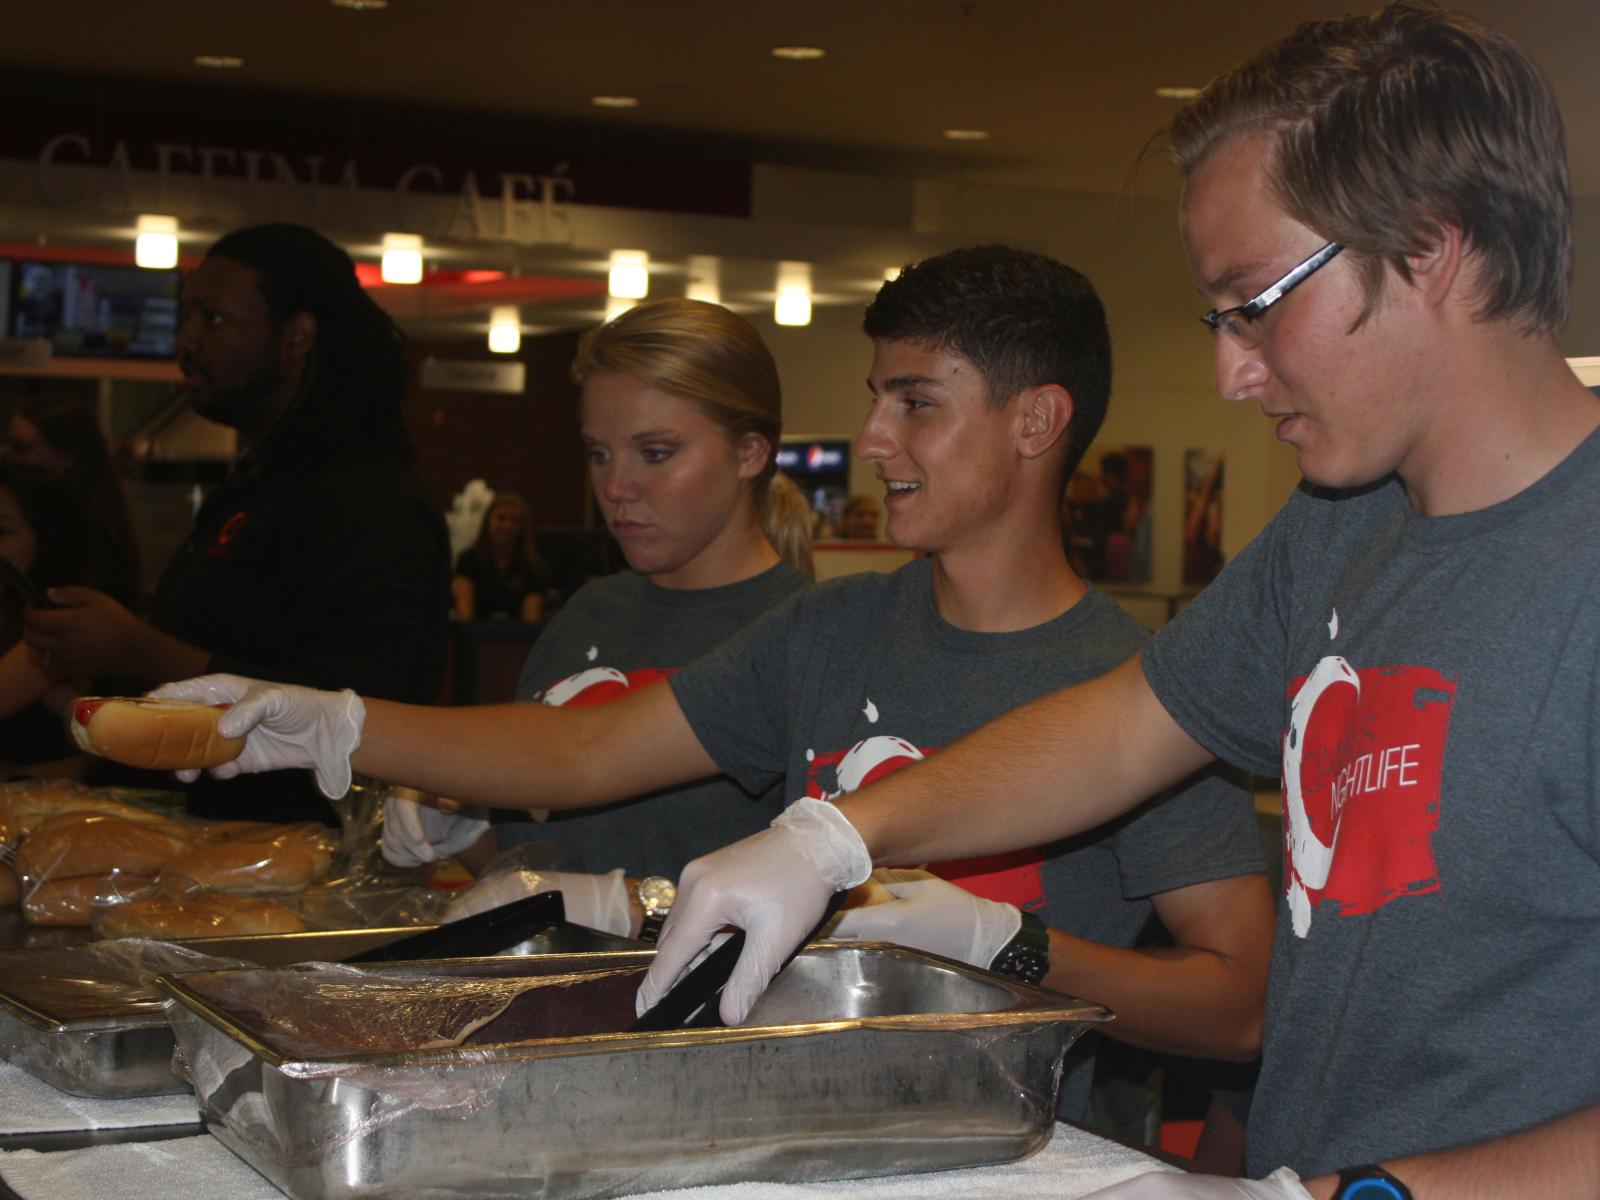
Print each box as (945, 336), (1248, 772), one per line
(0, 924), (638, 1098)
(157, 944), (1111, 1200)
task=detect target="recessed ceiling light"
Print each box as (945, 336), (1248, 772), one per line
(193, 54), (244, 69)
(943, 129), (990, 141)
(771, 46), (826, 61)
(592, 95), (640, 109)
(331, 0), (388, 7)
(1155, 86), (1201, 100)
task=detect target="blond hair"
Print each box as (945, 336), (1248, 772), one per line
(573, 299), (813, 576)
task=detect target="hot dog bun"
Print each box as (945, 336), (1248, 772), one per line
(69, 697), (246, 770)
(22, 872), (157, 926)
(94, 893), (306, 939)
(15, 815), (189, 883)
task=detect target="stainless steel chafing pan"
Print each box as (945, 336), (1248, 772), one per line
(0, 923), (638, 1098)
(156, 943), (1111, 1200)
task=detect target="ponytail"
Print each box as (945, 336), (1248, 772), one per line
(760, 470), (815, 578)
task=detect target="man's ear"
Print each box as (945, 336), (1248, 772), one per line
(280, 311), (318, 365)
(1407, 223), (1465, 310)
(1017, 385), (1074, 461)
(736, 431), (770, 480)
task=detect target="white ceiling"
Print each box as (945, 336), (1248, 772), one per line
(6, 0), (1598, 199)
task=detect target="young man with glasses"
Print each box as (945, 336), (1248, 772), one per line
(642, 5), (1600, 1197)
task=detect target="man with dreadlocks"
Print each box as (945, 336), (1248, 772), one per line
(27, 224), (449, 824)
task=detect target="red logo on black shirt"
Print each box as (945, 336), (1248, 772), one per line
(205, 511), (249, 559)
(1282, 654), (1454, 937)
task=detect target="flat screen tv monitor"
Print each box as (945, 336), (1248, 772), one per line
(11, 259), (180, 359)
(777, 437), (851, 530)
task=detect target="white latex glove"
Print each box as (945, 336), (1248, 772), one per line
(151, 674), (364, 798)
(443, 867), (631, 937)
(1078, 1167), (1312, 1199)
(828, 868), (1022, 968)
(381, 792), (491, 868)
(636, 795), (873, 1026)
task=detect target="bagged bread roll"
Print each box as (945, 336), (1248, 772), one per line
(15, 815), (189, 883)
(0, 782), (177, 847)
(165, 823), (339, 894)
(22, 872), (157, 926)
(94, 893), (306, 939)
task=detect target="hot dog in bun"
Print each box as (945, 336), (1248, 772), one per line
(69, 697), (247, 771)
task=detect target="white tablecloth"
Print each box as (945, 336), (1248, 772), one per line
(0, 1124), (1177, 1200)
(0, 1063), (198, 1136)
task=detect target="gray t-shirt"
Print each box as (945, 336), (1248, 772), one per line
(1144, 429), (1600, 1178)
(497, 562), (811, 877)
(671, 558), (1263, 1121)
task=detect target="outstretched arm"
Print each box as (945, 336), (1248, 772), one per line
(354, 681), (717, 809)
(843, 656), (1214, 865)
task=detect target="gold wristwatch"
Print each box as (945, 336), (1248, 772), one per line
(636, 876), (676, 944)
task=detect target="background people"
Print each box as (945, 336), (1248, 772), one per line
(5, 392), (141, 606)
(25, 223), (451, 824)
(0, 462), (98, 770)
(452, 490), (550, 622)
(836, 493), (882, 539)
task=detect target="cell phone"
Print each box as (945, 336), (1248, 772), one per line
(0, 556), (58, 609)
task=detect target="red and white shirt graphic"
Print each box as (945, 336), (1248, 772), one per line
(803, 731), (1046, 911)
(539, 651), (674, 708)
(1281, 644), (1454, 937)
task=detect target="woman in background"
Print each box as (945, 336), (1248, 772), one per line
(385, 298), (815, 937)
(0, 463), (98, 770)
(6, 394), (141, 607)
(452, 491), (550, 622)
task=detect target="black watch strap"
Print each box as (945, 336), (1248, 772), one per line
(988, 910), (1049, 984)
(1332, 1165), (1413, 1200)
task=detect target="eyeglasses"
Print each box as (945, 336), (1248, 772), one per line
(1200, 242), (1344, 347)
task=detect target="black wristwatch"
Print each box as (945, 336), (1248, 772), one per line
(988, 910), (1050, 984)
(1332, 1165), (1413, 1200)
(635, 876), (675, 944)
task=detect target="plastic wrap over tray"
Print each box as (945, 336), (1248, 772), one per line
(0, 923), (640, 1098)
(157, 944), (1111, 1200)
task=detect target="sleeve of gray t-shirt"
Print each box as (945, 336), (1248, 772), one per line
(668, 586), (817, 794)
(1141, 486), (1313, 777)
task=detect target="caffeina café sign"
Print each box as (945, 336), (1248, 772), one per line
(30, 132), (586, 247)
(16, 121), (750, 249)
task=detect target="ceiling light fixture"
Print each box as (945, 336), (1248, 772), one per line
(771, 46), (826, 60)
(608, 250), (649, 299)
(380, 233), (424, 285)
(943, 129), (990, 141)
(774, 262), (812, 327)
(331, 0), (389, 8)
(606, 295), (637, 322)
(134, 214), (179, 270)
(592, 95), (640, 109)
(193, 54), (244, 69)
(1155, 86), (1201, 100)
(488, 306), (522, 355)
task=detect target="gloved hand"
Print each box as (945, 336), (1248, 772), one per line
(1078, 1167), (1312, 1198)
(636, 795), (873, 1026)
(150, 674), (364, 798)
(381, 791), (491, 869)
(443, 867), (631, 937)
(828, 868), (1022, 968)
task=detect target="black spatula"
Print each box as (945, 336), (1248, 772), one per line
(340, 889), (566, 963)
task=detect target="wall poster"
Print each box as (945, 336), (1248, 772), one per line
(1182, 449), (1225, 586)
